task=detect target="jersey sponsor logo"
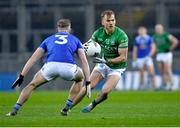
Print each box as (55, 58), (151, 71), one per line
(54, 35), (68, 44)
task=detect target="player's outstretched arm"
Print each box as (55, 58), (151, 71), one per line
(21, 48), (45, 76)
(12, 48), (45, 89)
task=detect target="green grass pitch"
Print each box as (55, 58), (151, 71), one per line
(0, 91), (180, 127)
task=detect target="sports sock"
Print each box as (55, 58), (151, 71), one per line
(92, 100), (97, 107)
(13, 103), (22, 113)
(92, 93), (108, 107)
(65, 99), (73, 110)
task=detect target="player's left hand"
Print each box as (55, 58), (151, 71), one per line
(85, 81), (91, 98)
(93, 57), (107, 64)
(11, 74), (24, 89)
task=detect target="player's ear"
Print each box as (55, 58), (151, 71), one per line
(70, 28), (73, 34)
(56, 27), (59, 32)
(101, 17), (105, 26)
(68, 26), (72, 33)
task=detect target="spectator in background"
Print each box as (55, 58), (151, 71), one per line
(153, 24), (179, 90)
(132, 26), (157, 90)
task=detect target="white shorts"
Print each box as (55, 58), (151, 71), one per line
(40, 62), (80, 81)
(156, 52), (172, 64)
(135, 56), (154, 69)
(93, 63), (126, 78)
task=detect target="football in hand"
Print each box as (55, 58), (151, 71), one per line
(83, 41), (101, 56)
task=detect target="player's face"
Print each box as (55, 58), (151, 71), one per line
(102, 14), (116, 34)
(138, 27), (147, 36)
(57, 25), (72, 33)
(155, 25), (164, 35)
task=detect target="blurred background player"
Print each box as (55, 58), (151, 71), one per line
(61, 10), (128, 113)
(6, 19), (91, 116)
(132, 26), (156, 90)
(153, 24), (179, 90)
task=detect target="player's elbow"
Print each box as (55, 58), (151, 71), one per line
(121, 55), (127, 62)
(172, 37), (179, 47)
(175, 39), (179, 46)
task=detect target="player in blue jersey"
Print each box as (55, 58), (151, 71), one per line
(6, 19), (91, 116)
(132, 26), (157, 89)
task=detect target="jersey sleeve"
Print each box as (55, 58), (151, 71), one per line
(165, 32), (170, 37)
(91, 30), (99, 42)
(118, 32), (128, 48)
(76, 38), (83, 49)
(165, 32), (171, 41)
(39, 38), (48, 52)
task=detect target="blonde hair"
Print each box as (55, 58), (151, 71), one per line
(101, 10), (115, 19)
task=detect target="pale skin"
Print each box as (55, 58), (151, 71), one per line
(132, 27), (156, 88)
(15, 27), (90, 106)
(72, 14), (128, 108)
(155, 24), (179, 86)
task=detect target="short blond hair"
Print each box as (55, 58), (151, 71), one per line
(101, 10), (115, 19)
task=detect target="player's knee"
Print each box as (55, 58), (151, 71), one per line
(22, 83), (36, 93)
(89, 80), (99, 89)
(164, 70), (170, 76)
(28, 81), (39, 89)
(102, 87), (112, 94)
(74, 69), (84, 82)
(89, 83), (95, 90)
(74, 77), (83, 83)
(149, 73), (155, 78)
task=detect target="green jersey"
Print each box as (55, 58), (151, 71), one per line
(153, 32), (171, 53)
(91, 27), (128, 69)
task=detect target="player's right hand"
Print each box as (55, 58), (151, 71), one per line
(85, 81), (91, 98)
(11, 74), (24, 89)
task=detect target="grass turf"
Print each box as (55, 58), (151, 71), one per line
(0, 91), (180, 127)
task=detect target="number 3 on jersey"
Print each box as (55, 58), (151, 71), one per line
(55, 35), (68, 44)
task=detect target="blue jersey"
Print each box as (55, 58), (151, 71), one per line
(134, 35), (153, 58)
(39, 32), (83, 64)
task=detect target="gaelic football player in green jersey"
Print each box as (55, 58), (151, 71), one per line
(153, 24), (178, 90)
(81, 10), (128, 112)
(61, 10), (128, 114)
